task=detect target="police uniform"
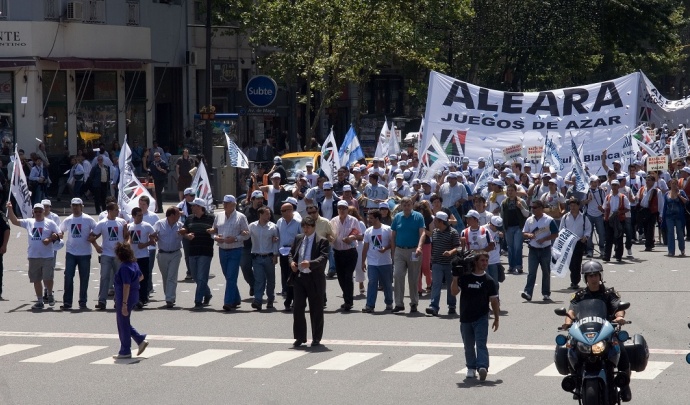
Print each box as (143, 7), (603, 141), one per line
(568, 285), (630, 374)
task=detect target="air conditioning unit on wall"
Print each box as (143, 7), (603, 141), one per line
(67, 1), (84, 20)
(186, 51), (197, 66)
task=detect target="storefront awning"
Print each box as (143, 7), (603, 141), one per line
(40, 57), (153, 70)
(0, 58), (37, 68)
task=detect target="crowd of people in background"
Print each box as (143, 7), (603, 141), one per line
(0, 122), (685, 373)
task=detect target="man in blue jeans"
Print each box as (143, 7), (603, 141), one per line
(426, 211), (461, 316)
(451, 251), (499, 381)
(58, 198), (98, 309)
(361, 209), (393, 313)
(180, 198), (215, 310)
(248, 206), (279, 311)
(209, 195), (249, 311)
(521, 200), (558, 302)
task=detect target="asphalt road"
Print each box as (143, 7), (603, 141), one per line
(0, 213), (688, 405)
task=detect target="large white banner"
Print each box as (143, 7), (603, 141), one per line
(422, 71), (640, 169)
(638, 71), (690, 127)
(551, 228), (579, 278)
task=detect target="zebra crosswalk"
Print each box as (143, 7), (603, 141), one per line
(0, 343), (678, 379)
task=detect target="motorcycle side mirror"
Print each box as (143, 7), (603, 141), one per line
(554, 308), (568, 317)
(618, 302), (630, 311)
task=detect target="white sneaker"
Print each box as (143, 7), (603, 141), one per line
(478, 367), (488, 381)
(627, 248), (633, 257)
(466, 369), (476, 379)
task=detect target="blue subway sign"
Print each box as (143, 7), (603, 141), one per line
(245, 75), (278, 108)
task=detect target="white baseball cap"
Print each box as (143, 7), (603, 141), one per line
(435, 211), (449, 222)
(191, 198), (206, 207)
(464, 210), (480, 219)
(271, 172), (281, 179)
(251, 190), (264, 199)
(70, 198), (83, 205)
(223, 195), (237, 203)
(41, 199), (52, 206)
(342, 185), (352, 192)
(184, 187), (194, 196)
(283, 197), (298, 205)
(490, 216), (503, 227)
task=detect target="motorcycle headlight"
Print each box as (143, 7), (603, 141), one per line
(591, 341), (606, 355)
(577, 342), (591, 353)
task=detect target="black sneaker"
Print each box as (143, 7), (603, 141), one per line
(95, 302), (106, 310)
(202, 295), (213, 305)
(425, 307), (438, 316)
(251, 302), (262, 311)
(59, 304), (72, 310)
(32, 302), (44, 310)
(361, 306), (374, 313)
(266, 302), (274, 309)
(47, 295), (56, 307)
(620, 385), (632, 402)
(521, 292), (532, 301)
(192, 303), (204, 311)
(391, 306), (405, 313)
(448, 307), (457, 315)
(410, 304), (418, 313)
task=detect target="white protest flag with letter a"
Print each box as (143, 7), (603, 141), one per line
(474, 152), (494, 192)
(225, 131), (249, 169)
(419, 135), (450, 181)
(570, 139), (588, 193)
(670, 129), (689, 161)
(551, 228), (579, 278)
(10, 146), (32, 218)
(191, 161), (213, 211)
(374, 119), (389, 159)
(543, 135), (564, 171)
(620, 126), (641, 163)
(320, 128), (339, 183)
(118, 137), (156, 214)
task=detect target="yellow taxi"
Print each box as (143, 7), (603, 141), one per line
(280, 151), (321, 182)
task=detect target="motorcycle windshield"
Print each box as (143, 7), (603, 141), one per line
(573, 299), (608, 336)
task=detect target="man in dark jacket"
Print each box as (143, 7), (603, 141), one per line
(87, 155), (110, 213)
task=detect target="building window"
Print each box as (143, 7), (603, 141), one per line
(193, 1), (205, 24)
(126, 0), (139, 26)
(85, 0), (106, 24)
(0, 0), (7, 19)
(41, 71), (68, 155)
(124, 71), (146, 147)
(154, 0), (182, 5)
(0, 73), (14, 149)
(74, 71), (118, 152)
(44, 0), (61, 20)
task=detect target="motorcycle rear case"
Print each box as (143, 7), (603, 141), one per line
(624, 334), (649, 372)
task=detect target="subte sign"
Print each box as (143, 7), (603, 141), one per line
(245, 75), (277, 108)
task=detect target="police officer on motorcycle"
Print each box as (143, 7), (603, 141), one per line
(561, 260), (632, 402)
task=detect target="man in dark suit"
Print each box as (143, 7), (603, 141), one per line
(289, 215), (329, 347)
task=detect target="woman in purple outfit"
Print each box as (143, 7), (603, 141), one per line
(113, 243), (149, 359)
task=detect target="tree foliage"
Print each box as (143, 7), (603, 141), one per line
(232, 0), (689, 141)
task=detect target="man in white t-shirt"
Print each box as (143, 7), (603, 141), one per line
(7, 202), (61, 310)
(129, 207), (157, 309)
(41, 199), (61, 300)
(361, 208), (393, 313)
(90, 202), (129, 310)
(59, 198), (99, 309)
(138, 196), (159, 294)
(460, 210), (495, 253)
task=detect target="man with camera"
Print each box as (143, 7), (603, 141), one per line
(451, 251), (499, 381)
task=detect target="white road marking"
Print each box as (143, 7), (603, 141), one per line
(457, 356), (524, 375)
(383, 354), (451, 372)
(308, 352), (381, 371)
(162, 349), (240, 367)
(534, 363), (563, 377)
(92, 348), (174, 365)
(234, 350), (307, 369)
(0, 344), (40, 357)
(631, 361), (673, 380)
(21, 345), (107, 363)
(0, 331), (685, 355)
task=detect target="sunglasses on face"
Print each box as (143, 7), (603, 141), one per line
(337, 206), (348, 210)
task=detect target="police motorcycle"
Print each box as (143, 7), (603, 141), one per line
(553, 300), (648, 404)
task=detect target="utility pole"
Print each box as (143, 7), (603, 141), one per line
(204, 0), (213, 166)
